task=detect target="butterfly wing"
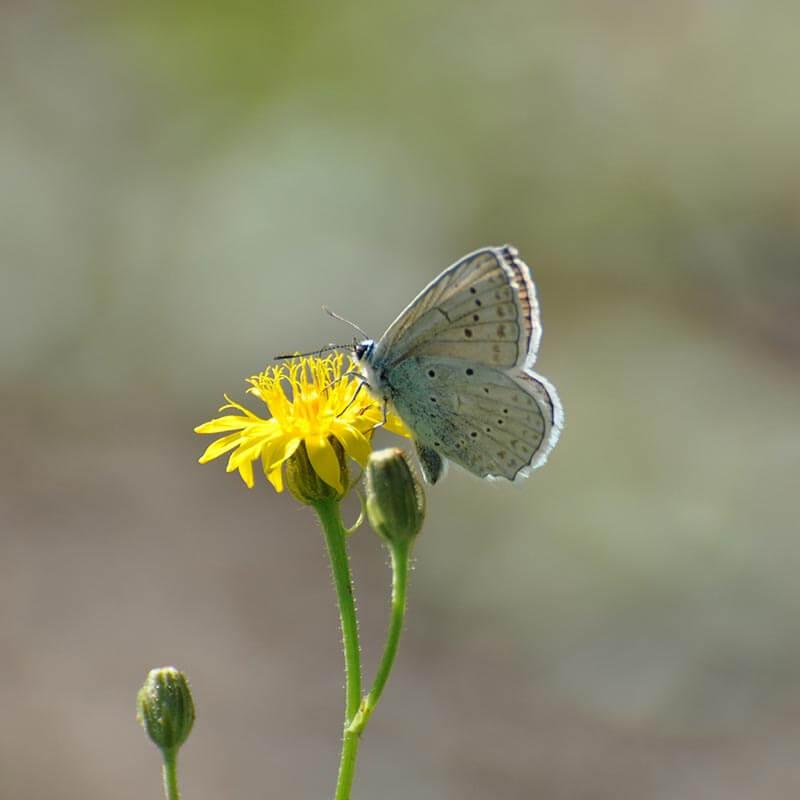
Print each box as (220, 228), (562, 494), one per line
(374, 245), (541, 371)
(363, 244), (562, 483)
(386, 356), (563, 482)
(414, 440), (447, 485)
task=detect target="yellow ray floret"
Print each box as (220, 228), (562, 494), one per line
(195, 353), (409, 493)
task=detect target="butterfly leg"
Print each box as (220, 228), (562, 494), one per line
(335, 375), (368, 418)
(324, 369), (362, 394)
(358, 395), (390, 434)
(378, 397), (388, 429)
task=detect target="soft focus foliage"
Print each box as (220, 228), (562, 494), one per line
(2, 2), (799, 799)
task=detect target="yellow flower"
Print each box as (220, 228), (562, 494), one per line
(195, 353), (408, 494)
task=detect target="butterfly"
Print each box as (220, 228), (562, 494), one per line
(353, 245), (563, 484)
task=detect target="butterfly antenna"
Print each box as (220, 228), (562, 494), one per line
(273, 344), (350, 360)
(322, 305), (369, 340)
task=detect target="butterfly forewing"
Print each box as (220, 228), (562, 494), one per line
(377, 246), (541, 370)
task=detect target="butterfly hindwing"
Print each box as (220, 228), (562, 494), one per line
(376, 246), (541, 371)
(414, 440), (447, 485)
(386, 356), (562, 481)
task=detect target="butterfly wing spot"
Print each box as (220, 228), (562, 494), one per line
(464, 328), (473, 338)
(491, 343), (504, 364)
(427, 369), (436, 377)
(466, 368), (474, 376)
(512, 439), (530, 456)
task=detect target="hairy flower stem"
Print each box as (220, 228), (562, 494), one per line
(315, 499), (362, 800)
(161, 749), (180, 800)
(348, 540), (410, 735)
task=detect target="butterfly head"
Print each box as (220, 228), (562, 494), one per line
(353, 338), (384, 395)
(353, 339), (376, 365)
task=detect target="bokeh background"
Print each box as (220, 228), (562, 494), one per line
(3, 2), (799, 798)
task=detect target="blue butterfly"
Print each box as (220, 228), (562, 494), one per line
(354, 245), (563, 484)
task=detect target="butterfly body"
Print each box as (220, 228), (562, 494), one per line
(355, 245), (562, 484)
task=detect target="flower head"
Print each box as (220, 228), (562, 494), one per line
(195, 353), (408, 496)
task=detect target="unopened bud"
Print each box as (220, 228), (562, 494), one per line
(365, 448), (425, 544)
(137, 667), (195, 753)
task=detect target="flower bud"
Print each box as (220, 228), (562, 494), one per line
(286, 439), (349, 505)
(365, 448), (425, 544)
(137, 667), (195, 753)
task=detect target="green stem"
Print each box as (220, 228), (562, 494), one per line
(348, 539), (410, 735)
(315, 498), (362, 800)
(161, 748), (180, 800)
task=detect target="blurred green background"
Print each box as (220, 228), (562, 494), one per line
(2, 2), (799, 798)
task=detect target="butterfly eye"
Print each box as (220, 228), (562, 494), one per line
(354, 341), (373, 361)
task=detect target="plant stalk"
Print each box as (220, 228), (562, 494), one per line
(315, 498), (362, 800)
(348, 540), (410, 734)
(161, 749), (180, 800)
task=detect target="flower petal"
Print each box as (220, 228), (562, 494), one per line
(263, 436), (302, 474)
(198, 431), (244, 463)
(384, 411), (411, 438)
(306, 434), (343, 492)
(227, 437), (268, 471)
(194, 416), (253, 434)
(267, 464), (284, 492)
(219, 395), (261, 419)
(258, 435), (301, 493)
(238, 458), (255, 488)
(331, 422), (372, 468)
